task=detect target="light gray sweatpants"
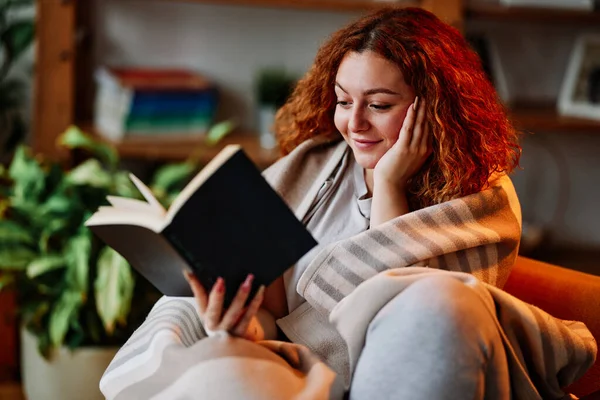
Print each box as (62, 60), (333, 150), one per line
(349, 275), (510, 400)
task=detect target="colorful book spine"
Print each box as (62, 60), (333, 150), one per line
(93, 67), (219, 140)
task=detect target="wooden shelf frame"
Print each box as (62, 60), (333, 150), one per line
(87, 127), (281, 167)
(509, 103), (600, 134)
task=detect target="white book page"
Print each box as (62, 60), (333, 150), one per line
(85, 207), (165, 233)
(128, 174), (167, 215)
(106, 195), (166, 216)
(166, 144), (241, 221)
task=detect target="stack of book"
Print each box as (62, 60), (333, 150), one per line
(94, 67), (219, 141)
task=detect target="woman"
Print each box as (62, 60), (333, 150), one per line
(100, 7), (595, 400)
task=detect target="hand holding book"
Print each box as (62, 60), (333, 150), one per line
(184, 271), (266, 340)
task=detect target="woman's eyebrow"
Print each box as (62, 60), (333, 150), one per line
(364, 88), (401, 96)
(335, 82), (348, 93)
(335, 82), (400, 96)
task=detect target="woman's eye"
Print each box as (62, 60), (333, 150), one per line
(336, 101), (351, 108)
(370, 104), (392, 110)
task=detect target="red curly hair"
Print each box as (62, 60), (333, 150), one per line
(274, 7), (521, 209)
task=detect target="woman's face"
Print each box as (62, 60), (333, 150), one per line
(334, 51), (416, 170)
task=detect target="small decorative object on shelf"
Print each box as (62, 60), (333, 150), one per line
(254, 67), (296, 149)
(558, 35), (600, 122)
(94, 67), (219, 141)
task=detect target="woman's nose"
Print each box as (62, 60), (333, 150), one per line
(349, 107), (369, 133)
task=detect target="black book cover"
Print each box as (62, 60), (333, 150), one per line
(163, 150), (317, 306)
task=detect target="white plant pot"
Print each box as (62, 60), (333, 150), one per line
(21, 328), (118, 400)
(257, 105), (277, 149)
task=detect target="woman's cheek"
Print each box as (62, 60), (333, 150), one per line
(390, 106), (411, 139)
(333, 111), (347, 136)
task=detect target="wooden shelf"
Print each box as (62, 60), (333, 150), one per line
(171, 0), (421, 12)
(509, 103), (600, 133)
(467, 3), (600, 24)
(0, 382), (23, 400)
(87, 127), (281, 168)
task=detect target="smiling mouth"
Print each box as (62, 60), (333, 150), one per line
(353, 138), (382, 149)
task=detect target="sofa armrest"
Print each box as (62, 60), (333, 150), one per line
(504, 256), (600, 398)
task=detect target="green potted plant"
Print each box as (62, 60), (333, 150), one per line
(0, 126), (200, 400)
(254, 67), (296, 149)
(0, 0), (35, 162)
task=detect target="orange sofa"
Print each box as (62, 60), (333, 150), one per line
(505, 256), (600, 399)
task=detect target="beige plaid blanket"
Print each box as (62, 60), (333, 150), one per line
(99, 137), (596, 399)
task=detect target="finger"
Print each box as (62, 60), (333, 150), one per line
(221, 274), (254, 328)
(410, 97), (427, 150)
(397, 97), (418, 149)
(204, 277), (225, 331)
(231, 285), (265, 338)
(184, 270), (208, 314)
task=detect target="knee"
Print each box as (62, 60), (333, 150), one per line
(370, 275), (495, 341)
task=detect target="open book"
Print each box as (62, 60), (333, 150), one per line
(85, 145), (317, 307)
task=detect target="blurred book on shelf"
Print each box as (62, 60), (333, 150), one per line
(94, 67), (219, 141)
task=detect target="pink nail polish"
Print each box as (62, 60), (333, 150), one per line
(216, 277), (225, 293)
(242, 274), (254, 291)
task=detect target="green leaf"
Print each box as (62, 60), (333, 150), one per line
(20, 300), (50, 329)
(0, 219), (33, 244)
(36, 331), (52, 360)
(113, 171), (140, 199)
(48, 290), (82, 348)
(58, 126), (118, 168)
(26, 255), (66, 278)
(1, 20), (34, 61)
(65, 317), (85, 350)
(205, 120), (236, 146)
(164, 192), (181, 208)
(39, 219), (69, 253)
(84, 308), (102, 344)
(0, 246), (35, 269)
(40, 193), (72, 216)
(64, 232), (91, 293)
(10, 197), (39, 219)
(8, 146), (46, 201)
(65, 159), (112, 188)
(0, 273), (14, 290)
(94, 247), (134, 334)
(150, 162), (195, 195)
